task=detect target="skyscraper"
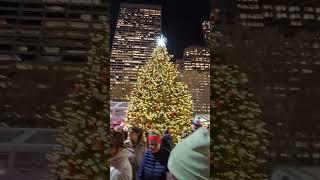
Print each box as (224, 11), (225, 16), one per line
(0, 0), (108, 62)
(0, 0), (109, 128)
(110, 3), (161, 100)
(236, 0), (320, 28)
(212, 1), (320, 165)
(183, 46), (210, 71)
(182, 46), (210, 114)
(202, 20), (210, 45)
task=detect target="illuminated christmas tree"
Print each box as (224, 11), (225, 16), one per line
(46, 22), (109, 179)
(126, 36), (194, 143)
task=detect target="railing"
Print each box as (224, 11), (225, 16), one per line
(0, 128), (58, 180)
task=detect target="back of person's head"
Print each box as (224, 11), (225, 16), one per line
(131, 127), (144, 143)
(111, 130), (125, 149)
(168, 127), (210, 180)
(164, 128), (170, 135)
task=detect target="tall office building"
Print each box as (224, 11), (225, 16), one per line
(182, 46), (210, 113)
(0, 0), (109, 128)
(110, 3), (161, 100)
(0, 0), (108, 62)
(183, 46), (210, 71)
(202, 20), (210, 45)
(175, 58), (184, 72)
(236, 0), (320, 28)
(212, 2), (320, 165)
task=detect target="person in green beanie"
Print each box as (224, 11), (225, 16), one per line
(167, 127), (210, 180)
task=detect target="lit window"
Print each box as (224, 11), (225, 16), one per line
(301, 69), (313, 73)
(281, 6), (286, 11)
(289, 6), (295, 12)
(290, 14), (295, 19)
(304, 7), (313, 12)
(277, 13), (282, 18)
(263, 5), (272, 9)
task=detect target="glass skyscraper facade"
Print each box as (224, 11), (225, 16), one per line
(0, 0), (108, 62)
(110, 3), (161, 100)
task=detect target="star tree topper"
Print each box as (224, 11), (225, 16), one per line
(156, 35), (167, 47)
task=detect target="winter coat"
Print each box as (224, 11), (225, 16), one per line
(110, 166), (121, 180)
(168, 127), (210, 180)
(128, 141), (145, 180)
(138, 148), (170, 180)
(110, 149), (133, 180)
(124, 139), (133, 149)
(162, 134), (172, 151)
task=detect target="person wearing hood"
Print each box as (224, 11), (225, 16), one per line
(110, 130), (133, 180)
(138, 129), (170, 180)
(167, 127), (210, 180)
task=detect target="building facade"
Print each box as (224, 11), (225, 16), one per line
(0, 0), (108, 62)
(183, 46), (210, 71)
(110, 3), (161, 100)
(212, 2), (320, 165)
(175, 58), (184, 72)
(182, 46), (210, 114)
(236, 0), (320, 28)
(202, 20), (210, 45)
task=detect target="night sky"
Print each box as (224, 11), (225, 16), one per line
(110, 0), (210, 59)
(211, 0), (233, 9)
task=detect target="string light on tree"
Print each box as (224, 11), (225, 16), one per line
(156, 35), (167, 47)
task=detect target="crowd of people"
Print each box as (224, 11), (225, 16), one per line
(110, 118), (210, 180)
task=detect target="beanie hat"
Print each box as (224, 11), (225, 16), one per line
(168, 127), (210, 180)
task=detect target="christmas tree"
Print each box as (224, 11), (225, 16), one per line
(126, 37), (194, 143)
(211, 65), (268, 179)
(46, 23), (110, 179)
(211, 16), (268, 179)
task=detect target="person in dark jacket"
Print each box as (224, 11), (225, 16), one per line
(138, 129), (170, 180)
(162, 128), (173, 151)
